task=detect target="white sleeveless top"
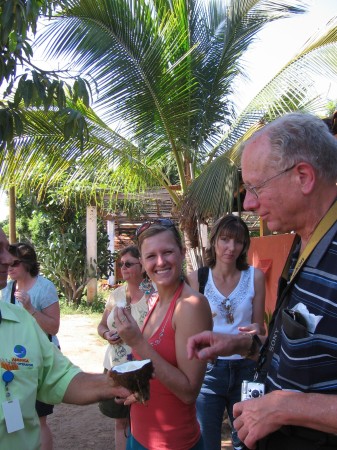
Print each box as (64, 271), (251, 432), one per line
(204, 266), (255, 360)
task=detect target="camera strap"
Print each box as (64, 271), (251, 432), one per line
(10, 281), (16, 304)
(254, 199), (337, 382)
(197, 267), (209, 295)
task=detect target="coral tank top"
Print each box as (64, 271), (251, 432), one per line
(131, 283), (201, 450)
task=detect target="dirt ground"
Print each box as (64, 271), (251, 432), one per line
(48, 314), (233, 450)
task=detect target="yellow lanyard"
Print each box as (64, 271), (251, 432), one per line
(289, 200), (337, 283)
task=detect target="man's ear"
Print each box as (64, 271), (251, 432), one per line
(294, 162), (315, 194)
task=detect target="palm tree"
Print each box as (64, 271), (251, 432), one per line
(33, 1), (309, 194)
(1, 0), (337, 265)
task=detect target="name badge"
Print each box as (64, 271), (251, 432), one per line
(2, 399), (24, 433)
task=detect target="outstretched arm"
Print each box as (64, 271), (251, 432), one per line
(187, 330), (267, 361)
(62, 372), (132, 405)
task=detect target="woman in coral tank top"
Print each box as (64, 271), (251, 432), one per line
(115, 219), (213, 450)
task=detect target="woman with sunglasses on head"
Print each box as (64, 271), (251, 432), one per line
(187, 214), (265, 450)
(114, 220), (213, 450)
(97, 245), (154, 450)
(0, 242), (60, 450)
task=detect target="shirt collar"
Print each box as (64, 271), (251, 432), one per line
(0, 302), (22, 323)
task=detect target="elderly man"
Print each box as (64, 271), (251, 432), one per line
(0, 226), (130, 449)
(187, 113), (337, 450)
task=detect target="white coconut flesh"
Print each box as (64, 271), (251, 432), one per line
(113, 359), (151, 374)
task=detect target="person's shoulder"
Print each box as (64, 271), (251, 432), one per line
(37, 274), (55, 286)
(107, 284), (126, 305)
(35, 276), (59, 299)
(176, 284), (212, 327)
(180, 283), (211, 311)
(0, 279), (13, 300)
(4, 279), (14, 288)
(252, 266), (265, 280)
(111, 284), (126, 297)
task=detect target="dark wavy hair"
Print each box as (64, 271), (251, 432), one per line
(205, 215), (250, 271)
(9, 242), (40, 277)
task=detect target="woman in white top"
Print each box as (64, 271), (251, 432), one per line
(188, 214), (265, 450)
(97, 245), (153, 450)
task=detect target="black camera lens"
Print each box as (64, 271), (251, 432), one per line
(251, 389), (261, 398)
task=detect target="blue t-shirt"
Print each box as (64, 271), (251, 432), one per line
(1, 275), (60, 346)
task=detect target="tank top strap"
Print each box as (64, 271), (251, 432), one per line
(166, 281), (184, 317)
(142, 282), (184, 331)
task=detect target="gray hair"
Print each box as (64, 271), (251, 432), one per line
(242, 113), (337, 182)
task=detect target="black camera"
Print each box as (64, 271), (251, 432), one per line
(241, 380), (265, 401)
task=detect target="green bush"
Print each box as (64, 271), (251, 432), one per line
(59, 292), (107, 315)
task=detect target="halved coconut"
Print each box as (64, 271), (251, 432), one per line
(110, 359), (153, 403)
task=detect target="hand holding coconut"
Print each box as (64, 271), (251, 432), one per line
(110, 359), (154, 404)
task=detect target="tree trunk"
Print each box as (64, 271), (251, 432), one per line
(8, 186), (16, 243)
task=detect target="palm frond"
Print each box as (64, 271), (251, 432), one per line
(181, 13), (337, 220)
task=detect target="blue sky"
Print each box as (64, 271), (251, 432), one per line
(1, 0), (336, 220)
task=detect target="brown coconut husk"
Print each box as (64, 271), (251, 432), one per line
(110, 359), (154, 403)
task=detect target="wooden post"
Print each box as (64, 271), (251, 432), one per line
(86, 206), (97, 302)
(8, 186), (17, 244)
(260, 218), (272, 236)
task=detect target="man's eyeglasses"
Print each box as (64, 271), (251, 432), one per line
(117, 261), (141, 269)
(10, 260), (22, 268)
(136, 219), (175, 238)
(243, 164), (295, 199)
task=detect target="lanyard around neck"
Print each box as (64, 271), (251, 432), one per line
(255, 200), (337, 382)
(285, 200), (337, 284)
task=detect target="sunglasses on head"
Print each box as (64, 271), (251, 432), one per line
(10, 260), (22, 268)
(117, 261), (141, 269)
(136, 219), (175, 238)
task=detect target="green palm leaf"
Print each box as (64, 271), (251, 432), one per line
(183, 14), (337, 221)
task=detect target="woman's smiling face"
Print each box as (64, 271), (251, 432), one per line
(140, 229), (184, 288)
